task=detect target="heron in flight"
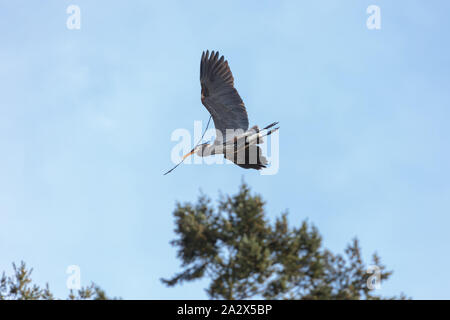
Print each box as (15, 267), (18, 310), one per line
(164, 50), (279, 175)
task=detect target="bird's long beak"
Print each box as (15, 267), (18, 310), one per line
(182, 150), (195, 160)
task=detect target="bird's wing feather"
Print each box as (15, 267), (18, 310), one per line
(200, 50), (249, 143)
(224, 145), (268, 170)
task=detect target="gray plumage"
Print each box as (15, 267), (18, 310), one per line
(200, 50), (249, 143)
(163, 50), (279, 175)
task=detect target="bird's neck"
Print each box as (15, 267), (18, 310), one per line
(199, 144), (216, 157)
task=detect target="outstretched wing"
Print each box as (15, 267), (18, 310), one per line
(200, 50), (249, 143)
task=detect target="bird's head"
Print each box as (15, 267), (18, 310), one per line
(182, 142), (211, 160)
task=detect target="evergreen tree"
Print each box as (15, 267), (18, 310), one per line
(0, 261), (112, 300)
(162, 182), (404, 299)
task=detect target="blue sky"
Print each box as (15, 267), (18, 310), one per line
(1, 0), (449, 299)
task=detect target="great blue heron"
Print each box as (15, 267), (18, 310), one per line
(164, 50), (279, 175)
